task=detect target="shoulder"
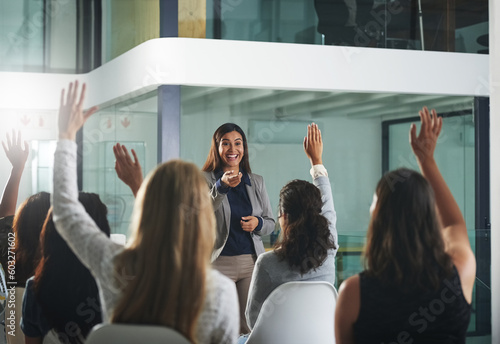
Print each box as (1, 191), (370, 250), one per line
(24, 276), (35, 293)
(256, 250), (278, 266)
(336, 274), (361, 325)
(248, 172), (264, 184)
(206, 269), (239, 318)
(202, 171), (215, 181)
(210, 269), (237, 297)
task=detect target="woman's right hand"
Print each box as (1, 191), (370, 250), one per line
(409, 106), (442, 166)
(221, 170), (242, 188)
(58, 81), (98, 141)
(303, 123), (323, 166)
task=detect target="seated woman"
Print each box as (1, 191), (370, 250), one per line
(335, 107), (476, 343)
(52, 81), (239, 344)
(243, 123), (338, 339)
(0, 130), (31, 344)
(21, 193), (110, 344)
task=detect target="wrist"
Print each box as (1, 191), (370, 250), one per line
(59, 132), (76, 141)
(310, 158), (323, 166)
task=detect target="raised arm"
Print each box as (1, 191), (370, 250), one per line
(53, 81), (121, 284)
(410, 106), (475, 302)
(0, 130), (29, 217)
(304, 123), (338, 249)
(113, 143), (143, 197)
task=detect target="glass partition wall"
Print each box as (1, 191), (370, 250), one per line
(82, 90), (158, 237)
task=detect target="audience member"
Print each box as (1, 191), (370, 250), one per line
(52, 81), (239, 343)
(21, 193), (110, 344)
(0, 130), (30, 344)
(0, 130), (29, 272)
(202, 123), (275, 334)
(335, 107), (475, 343)
(240, 123), (338, 343)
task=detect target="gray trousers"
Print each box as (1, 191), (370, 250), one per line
(212, 254), (256, 335)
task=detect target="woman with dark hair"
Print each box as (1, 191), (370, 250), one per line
(21, 193), (111, 344)
(12, 192), (51, 287)
(335, 107), (475, 343)
(0, 130), (30, 344)
(202, 123), (275, 334)
(242, 123), (337, 339)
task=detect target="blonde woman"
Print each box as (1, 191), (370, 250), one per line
(52, 81), (239, 343)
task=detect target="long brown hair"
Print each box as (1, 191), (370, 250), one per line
(13, 192), (51, 286)
(34, 193), (110, 343)
(364, 168), (453, 292)
(111, 160), (215, 343)
(275, 180), (336, 274)
(202, 123), (251, 173)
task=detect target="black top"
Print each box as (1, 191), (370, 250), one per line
(353, 266), (471, 344)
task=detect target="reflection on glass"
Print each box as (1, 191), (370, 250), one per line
(206, 0), (488, 54)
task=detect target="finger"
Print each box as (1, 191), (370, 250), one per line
(77, 83), (87, 108)
(113, 144), (121, 159)
(2, 141), (7, 154)
(409, 123), (417, 146)
(16, 130), (21, 147)
(422, 106), (431, 132)
(431, 109), (439, 134)
(60, 88), (65, 107)
(418, 110), (426, 134)
(313, 123), (319, 142)
(317, 127), (322, 143)
(131, 149), (139, 165)
(83, 106), (98, 121)
(66, 82), (73, 105)
(23, 140), (29, 154)
(303, 136), (307, 151)
(436, 116), (443, 136)
(122, 146), (134, 165)
(71, 80), (79, 105)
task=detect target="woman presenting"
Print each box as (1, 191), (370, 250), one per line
(202, 123), (275, 334)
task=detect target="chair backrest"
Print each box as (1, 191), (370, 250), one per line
(85, 324), (191, 344)
(246, 281), (337, 344)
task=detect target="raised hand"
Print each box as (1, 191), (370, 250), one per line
(221, 170), (242, 188)
(2, 130), (29, 171)
(113, 143), (144, 197)
(409, 106), (442, 165)
(303, 123), (323, 166)
(0, 130), (29, 217)
(58, 81), (98, 141)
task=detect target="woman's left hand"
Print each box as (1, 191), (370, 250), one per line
(240, 216), (259, 232)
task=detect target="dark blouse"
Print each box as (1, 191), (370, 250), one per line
(353, 266), (471, 344)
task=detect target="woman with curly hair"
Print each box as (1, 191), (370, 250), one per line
(243, 123), (338, 338)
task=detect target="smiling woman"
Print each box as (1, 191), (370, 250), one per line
(202, 123), (275, 335)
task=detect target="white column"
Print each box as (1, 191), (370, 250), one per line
(490, 0), (500, 342)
